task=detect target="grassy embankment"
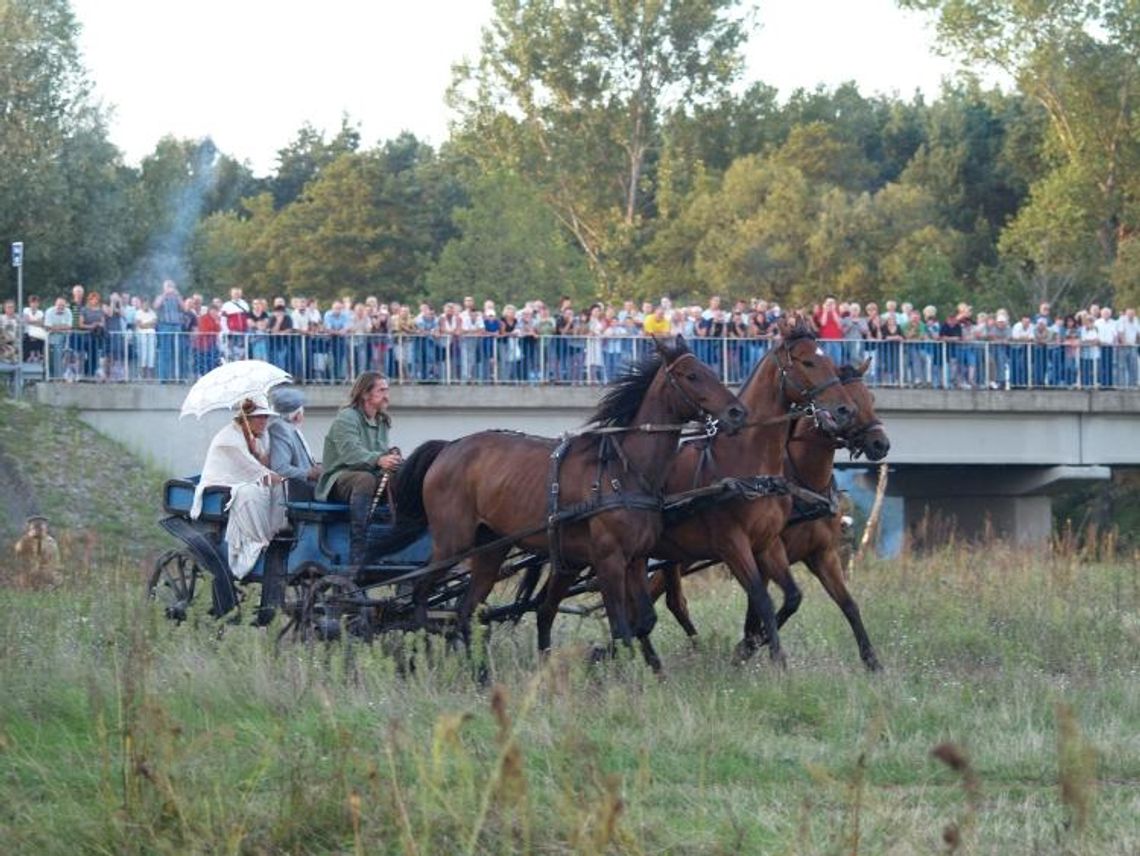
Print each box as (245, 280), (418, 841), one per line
(0, 394), (170, 567)
(2, 545), (1138, 855)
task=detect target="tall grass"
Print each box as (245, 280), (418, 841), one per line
(1, 547), (1138, 854)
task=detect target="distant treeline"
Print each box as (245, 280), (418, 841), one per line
(2, 0), (1139, 316)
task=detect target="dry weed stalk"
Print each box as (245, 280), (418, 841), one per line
(464, 663), (550, 855)
(1056, 703), (1097, 836)
(930, 742), (980, 853)
(848, 462), (889, 578)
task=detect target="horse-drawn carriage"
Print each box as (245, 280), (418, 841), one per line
(150, 329), (891, 670)
(150, 476), (558, 641)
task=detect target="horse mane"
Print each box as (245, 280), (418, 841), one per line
(588, 350), (663, 428)
(837, 364), (861, 383)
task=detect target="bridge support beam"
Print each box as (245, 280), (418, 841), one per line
(875, 465), (1111, 547)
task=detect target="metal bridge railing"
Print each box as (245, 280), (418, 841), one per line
(15, 331), (1140, 390)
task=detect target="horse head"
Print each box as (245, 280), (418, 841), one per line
(770, 318), (856, 435)
(837, 358), (890, 461)
(654, 335), (748, 434)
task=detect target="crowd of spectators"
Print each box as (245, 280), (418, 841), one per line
(2, 281), (1138, 389)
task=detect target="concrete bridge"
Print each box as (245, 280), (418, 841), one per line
(34, 384), (1140, 545)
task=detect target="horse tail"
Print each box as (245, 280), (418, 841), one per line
(391, 439), (450, 528)
(364, 439), (451, 562)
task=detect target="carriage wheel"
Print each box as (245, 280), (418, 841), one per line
(148, 550), (203, 623)
(289, 576), (374, 643)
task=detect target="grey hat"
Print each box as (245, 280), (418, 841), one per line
(272, 386), (305, 415)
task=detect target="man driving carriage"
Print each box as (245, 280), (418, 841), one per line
(317, 371), (403, 566)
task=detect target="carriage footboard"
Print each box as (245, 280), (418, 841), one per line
(159, 515), (239, 616)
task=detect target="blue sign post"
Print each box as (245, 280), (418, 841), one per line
(11, 241), (24, 395)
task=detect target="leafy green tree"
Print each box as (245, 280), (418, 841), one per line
(190, 194), (273, 297)
(902, 0), (1140, 300)
(781, 83), (925, 191)
(449, 0), (747, 293)
(122, 137), (255, 293)
(1110, 236), (1140, 308)
(0, 0), (120, 298)
(659, 83), (786, 191)
(53, 112), (135, 290)
(425, 170), (593, 307)
(197, 136), (459, 303)
(269, 118), (361, 208)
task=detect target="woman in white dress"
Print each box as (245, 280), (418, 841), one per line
(133, 297), (157, 379)
(192, 396), (287, 581)
(586, 304), (606, 384)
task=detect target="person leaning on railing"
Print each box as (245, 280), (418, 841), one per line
(0, 300), (18, 363)
(1119, 308), (1139, 387)
(21, 295), (46, 363)
(43, 297), (72, 379)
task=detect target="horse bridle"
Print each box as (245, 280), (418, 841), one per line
(785, 372), (884, 458)
(770, 339), (843, 426)
(663, 351), (724, 438)
(836, 374), (884, 460)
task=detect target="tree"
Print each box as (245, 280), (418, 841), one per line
(195, 136), (460, 303)
(268, 118), (361, 208)
(123, 137), (254, 293)
(425, 170), (593, 307)
(449, 0), (748, 292)
(901, 0), (1140, 300)
(0, 0), (118, 298)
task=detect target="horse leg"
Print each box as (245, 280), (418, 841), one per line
(535, 570), (575, 657)
(455, 546), (511, 645)
(592, 547), (636, 659)
(650, 562), (699, 641)
(807, 547), (882, 672)
(763, 540), (803, 631)
(626, 558), (662, 673)
(721, 535), (785, 667)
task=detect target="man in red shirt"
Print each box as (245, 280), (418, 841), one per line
(221, 287), (250, 361)
(193, 303), (223, 376)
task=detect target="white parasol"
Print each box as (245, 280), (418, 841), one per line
(179, 359), (292, 419)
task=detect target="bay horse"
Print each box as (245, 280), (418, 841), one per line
(390, 336), (747, 662)
(535, 320), (860, 668)
(651, 360), (890, 670)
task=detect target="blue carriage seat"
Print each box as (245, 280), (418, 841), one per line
(284, 499), (351, 521)
(163, 476), (230, 522)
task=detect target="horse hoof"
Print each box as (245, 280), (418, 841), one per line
(587, 644), (611, 666)
(732, 638), (758, 664)
(864, 656), (883, 673)
(771, 649), (788, 670)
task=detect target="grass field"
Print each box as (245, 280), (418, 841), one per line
(2, 546), (1139, 855)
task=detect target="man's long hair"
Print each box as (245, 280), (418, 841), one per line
(347, 371), (391, 427)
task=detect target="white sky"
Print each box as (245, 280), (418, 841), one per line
(70, 0), (966, 176)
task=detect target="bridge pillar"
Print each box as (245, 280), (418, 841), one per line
(879, 465), (1111, 547)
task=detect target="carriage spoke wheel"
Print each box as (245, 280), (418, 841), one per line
(291, 576), (374, 644)
(148, 550), (202, 623)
